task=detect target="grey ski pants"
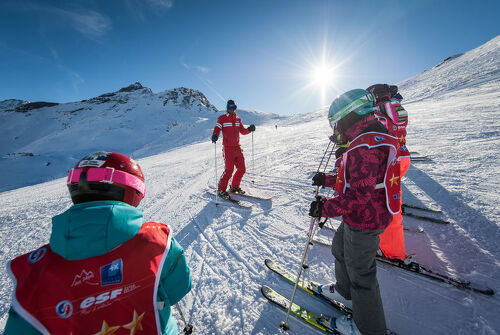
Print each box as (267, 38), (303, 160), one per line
(331, 222), (387, 335)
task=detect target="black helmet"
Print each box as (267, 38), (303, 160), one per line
(227, 100), (237, 110)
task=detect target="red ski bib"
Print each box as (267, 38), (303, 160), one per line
(8, 222), (171, 335)
(335, 132), (402, 215)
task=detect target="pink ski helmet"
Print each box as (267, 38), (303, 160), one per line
(67, 151), (145, 207)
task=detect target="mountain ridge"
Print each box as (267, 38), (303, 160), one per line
(0, 82), (280, 191)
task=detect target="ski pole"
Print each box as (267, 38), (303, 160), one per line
(175, 303), (193, 335)
(280, 187), (321, 332)
(316, 141), (332, 173)
(321, 143), (336, 173)
(281, 141), (337, 332)
(214, 142), (218, 206)
(251, 132), (255, 183)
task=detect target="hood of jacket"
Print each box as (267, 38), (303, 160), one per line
(50, 201), (144, 260)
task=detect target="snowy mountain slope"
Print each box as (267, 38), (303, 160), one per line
(0, 83), (281, 191)
(398, 35), (500, 103)
(1, 110), (499, 334)
(1, 38), (500, 335)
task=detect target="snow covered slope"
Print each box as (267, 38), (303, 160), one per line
(400, 35), (500, 229)
(1, 37), (500, 334)
(0, 83), (281, 191)
(399, 35), (500, 103)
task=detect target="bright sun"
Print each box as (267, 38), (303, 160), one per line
(308, 62), (336, 105)
(311, 64), (335, 88)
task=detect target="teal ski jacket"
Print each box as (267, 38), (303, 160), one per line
(4, 200), (191, 335)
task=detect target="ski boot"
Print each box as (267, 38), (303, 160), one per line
(316, 314), (336, 332)
(217, 190), (230, 200)
(333, 315), (362, 335)
(229, 186), (245, 195)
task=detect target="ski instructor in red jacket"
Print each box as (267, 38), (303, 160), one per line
(212, 99), (255, 199)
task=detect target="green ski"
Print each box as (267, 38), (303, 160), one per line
(265, 259), (352, 315)
(261, 285), (340, 334)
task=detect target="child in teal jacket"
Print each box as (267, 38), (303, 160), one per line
(5, 152), (191, 334)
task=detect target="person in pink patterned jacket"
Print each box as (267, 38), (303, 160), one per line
(309, 89), (401, 335)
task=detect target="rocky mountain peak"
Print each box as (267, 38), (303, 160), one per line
(161, 87), (218, 112)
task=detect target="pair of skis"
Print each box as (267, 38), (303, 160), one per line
(207, 190), (271, 209)
(262, 257), (494, 335)
(262, 259), (350, 334)
(307, 237), (494, 296)
(374, 255), (494, 295)
(401, 203), (450, 225)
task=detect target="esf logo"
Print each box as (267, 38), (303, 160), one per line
(56, 300), (73, 319)
(80, 288), (123, 309)
(28, 248), (47, 264)
(374, 136), (385, 142)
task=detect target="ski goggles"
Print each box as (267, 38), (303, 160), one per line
(227, 104), (237, 110)
(67, 167), (146, 196)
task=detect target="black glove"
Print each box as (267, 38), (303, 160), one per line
(335, 147), (347, 159)
(211, 135), (218, 143)
(309, 197), (325, 218)
(248, 124), (256, 132)
(312, 172), (326, 187)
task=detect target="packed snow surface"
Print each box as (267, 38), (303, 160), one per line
(0, 36), (499, 334)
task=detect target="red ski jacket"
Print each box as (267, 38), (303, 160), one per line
(213, 113), (251, 146)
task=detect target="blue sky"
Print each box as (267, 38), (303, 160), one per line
(1, 0), (499, 115)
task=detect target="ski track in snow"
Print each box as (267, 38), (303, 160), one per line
(1, 38), (500, 334)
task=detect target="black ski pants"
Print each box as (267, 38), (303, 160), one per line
(332, 221), (387, 335)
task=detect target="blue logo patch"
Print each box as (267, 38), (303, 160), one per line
(56, 300), (73, 319)
(28, 248), (47, 264)
(374, 136), (385, 142)
(100, 259), (123, 286)
(393, 194), (400, 200)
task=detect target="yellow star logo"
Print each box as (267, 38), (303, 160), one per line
(94, 320), (120, 335)
(389, 174), (400, 187)
(399, 134), (405, 143)
(123, 310), (146, 335)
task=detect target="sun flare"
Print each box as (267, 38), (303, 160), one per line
(311, 64), (335, 88)
(308, 62), (337, 106)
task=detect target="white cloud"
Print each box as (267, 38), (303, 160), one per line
(196, 66), (209, 74)
(11, 3), (111, 39)
(58, 8), (111, 39)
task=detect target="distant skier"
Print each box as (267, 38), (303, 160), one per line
(367, 83), (409, 260)
(4, 151), (191, 334)
(310, 89), (401, 335)
(212, 99), (255, 199)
